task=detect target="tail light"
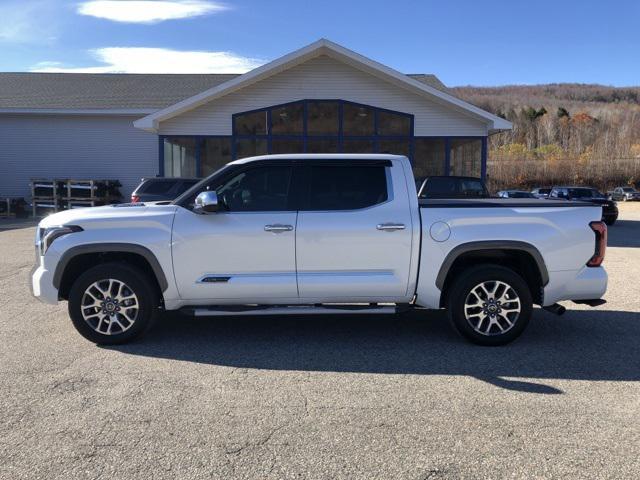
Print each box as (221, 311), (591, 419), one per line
(131, 195), (140, 203)
(587, 221), (607, 267)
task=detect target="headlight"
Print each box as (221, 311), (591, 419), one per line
(37, 225), (83, 256)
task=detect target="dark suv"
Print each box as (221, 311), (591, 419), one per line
(549, 186), (618, 225)
(131, 178), (200, 203)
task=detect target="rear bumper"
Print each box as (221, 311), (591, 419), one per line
(543, 266), (607, 306)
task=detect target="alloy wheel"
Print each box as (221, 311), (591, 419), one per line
(80, 279), (139, 335)
(463, 280), (521, 336)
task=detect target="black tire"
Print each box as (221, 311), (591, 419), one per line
(68, 262), (159, 345)
(446, 264), (533, 346)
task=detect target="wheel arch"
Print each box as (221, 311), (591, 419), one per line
(53, 243), (168, 300)
(436, 241), (549, 307)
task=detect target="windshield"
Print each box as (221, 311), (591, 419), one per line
(623, 187), (635, 192)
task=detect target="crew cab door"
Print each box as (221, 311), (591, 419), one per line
(171, 162), (299, 302)
(295, 160), (414, 302)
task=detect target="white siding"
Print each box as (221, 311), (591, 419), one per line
(0, 114), (157, 199)
(159, 55), (488, 137)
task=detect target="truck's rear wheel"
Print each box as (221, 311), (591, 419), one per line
(68, 263), (159, 345)
(446, 265), (532, 346)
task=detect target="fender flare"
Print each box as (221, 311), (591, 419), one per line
(52, 243), (169, 292)
(435, 240), (549, 290)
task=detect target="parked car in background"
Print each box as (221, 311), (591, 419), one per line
(549, 186), (618, 225)
(417, 176), (490, 199)
(608, 186), (640, 202)
(531, 187), (552, 199)
(497, 190), (537, 199)
(131, 178), (200, 203)
(32, 154), (608, 347)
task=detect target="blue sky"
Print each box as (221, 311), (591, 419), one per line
(0, 0), (638, 86)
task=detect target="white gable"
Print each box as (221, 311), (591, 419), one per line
(158, 55), (488, 137)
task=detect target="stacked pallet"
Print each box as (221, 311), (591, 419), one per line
(62, 179), (122, 209)
(30, 179), (63, 217)
(30, 178), (122, 216)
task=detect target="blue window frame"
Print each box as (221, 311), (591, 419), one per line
(158, 99), (488, 178)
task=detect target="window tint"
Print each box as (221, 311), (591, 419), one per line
(214, 166), (292, 212)
(142, 180), (176, 195)
(307, 165), (388, 211)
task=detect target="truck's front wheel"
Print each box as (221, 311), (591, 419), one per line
(68, 263), (159, 345)
(446, 265), (532, 346)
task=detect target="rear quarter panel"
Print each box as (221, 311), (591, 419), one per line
(416, 204), (603, 308)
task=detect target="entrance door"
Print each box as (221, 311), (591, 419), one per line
(172, 163), (298, 302)
(295, 161), (414, 302)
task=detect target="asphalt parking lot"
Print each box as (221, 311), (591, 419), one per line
(1, 204), (639, 479)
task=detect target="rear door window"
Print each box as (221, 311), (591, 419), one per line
(306, 165), (388, 210)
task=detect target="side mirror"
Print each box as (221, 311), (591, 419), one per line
(194, 191), (220, 214)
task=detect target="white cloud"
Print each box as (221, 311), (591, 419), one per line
(31, 47), (264, 73)
(77, 0), (228, 24)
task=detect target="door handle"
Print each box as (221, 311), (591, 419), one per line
(377, 223), (406, 231)
(264, 224), (294, 233)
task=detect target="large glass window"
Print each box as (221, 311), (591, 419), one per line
(414, 138), (445, 179)
(271, 138), (304, 154)
(342, 138), (375, 153)
(201, 138), (232, 176)
(306, 138), (339, 153)
(307, 165), (388, 211)
(270, 102), (304, 135)
(214, 166), (292, 212)
(307, 101), (339, 135)
(378, 139), (410, 157)
(163, 137), (197, 177)
(235, 138), (268, 159)
(161, 101), (487, 182)
(233, 110), (267, 135)
(450, 139), (482, 177)
(377, 110), (411, 136)
(342, 103), (374, 136)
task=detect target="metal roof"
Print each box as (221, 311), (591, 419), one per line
(0, 72), (448, 111)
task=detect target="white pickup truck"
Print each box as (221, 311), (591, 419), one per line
(31, 154), (608, 346)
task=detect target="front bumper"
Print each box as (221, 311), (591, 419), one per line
(31, 256), (59, 305)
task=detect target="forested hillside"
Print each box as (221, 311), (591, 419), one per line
(451, 84), (640, 190)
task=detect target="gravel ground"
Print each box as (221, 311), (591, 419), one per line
(1, 204), (639, 479)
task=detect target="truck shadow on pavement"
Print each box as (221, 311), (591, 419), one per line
(108, 308), (640, 395)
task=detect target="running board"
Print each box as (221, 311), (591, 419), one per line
(188, 304), (404, 317)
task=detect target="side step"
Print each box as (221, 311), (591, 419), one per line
(188, 304), (407, 317)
